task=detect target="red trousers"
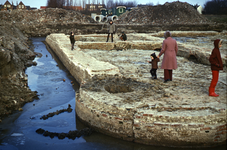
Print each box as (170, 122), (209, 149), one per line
(164, 69), (172, 81)
(209, 70), (219, 94)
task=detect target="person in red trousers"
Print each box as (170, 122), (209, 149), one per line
(209, 39), (223, 97)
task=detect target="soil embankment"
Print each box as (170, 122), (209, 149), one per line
(0, 8), (94, 122)
(0, 25), (37, 121)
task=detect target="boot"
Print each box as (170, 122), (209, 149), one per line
(209, 87), (219, 97)
(164, 79), (170, 83)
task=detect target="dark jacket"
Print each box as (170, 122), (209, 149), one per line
(120, 33), (127, 41)
(70, 34), (75, 44)
(149, 58), (160, 69)
(209, 39), (223, 71)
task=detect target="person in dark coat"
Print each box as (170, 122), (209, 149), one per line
(106, 20), (115, 42)
(69, 32), (75, 50)
(157, 30), (178, 83)
(148, 53), (160, 79)
(120, 32), (127, 41)
(209, 39), (223, 97)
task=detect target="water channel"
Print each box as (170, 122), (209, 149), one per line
(0, 37), (225, 150)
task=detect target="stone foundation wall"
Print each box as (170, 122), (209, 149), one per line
(75, 32), (226, 66)
(1, 22), (226, 37)
(45, 33), (120, 84)
(76, 76), (226, 147)
(76, 90), (134, 141)
(46, 33), (226, 148)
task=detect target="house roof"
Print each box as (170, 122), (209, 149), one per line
(4, 0), (11, 5)
(18, 1), (25, 5)
(116, 6), (126, 9)
(40, 6), (47, 9)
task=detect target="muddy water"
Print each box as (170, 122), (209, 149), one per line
(0, 37), (225, 150)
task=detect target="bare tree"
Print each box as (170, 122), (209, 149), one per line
(74, 0), (77, 6)
(66, 0), (70, 6)
(106, 0), (114, 8)
(82, 0), (86, 9)
(78, 0), (82, 6)
(115, 0), (137, 7)
(156, 1), (159, 6)
(146, 1), (154, 6)
(204, 0), (227, 14)
(47, 0), (66, 8)
(70, 0), (73, 6)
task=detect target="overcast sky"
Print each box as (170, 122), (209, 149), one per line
(0, 0), (208, 9)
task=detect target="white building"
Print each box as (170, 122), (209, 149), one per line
(197, 5), (203, 14)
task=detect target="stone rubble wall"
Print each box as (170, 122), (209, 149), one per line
(76, 90), (134, 141)
(75, 32), (227, 66)
(133, 108), (226, 146)
(45, 33), (120, 84)
(45, 33), (226, 147)
(76, 75), (226, 147)
(150, 31), (220, 37)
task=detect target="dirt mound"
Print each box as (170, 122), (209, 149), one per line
(0, 8), (94, 24)
(116, 2), (210, 25)
(0, 25), (38, 121)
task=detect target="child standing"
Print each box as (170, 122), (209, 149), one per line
(148, 53), (160, 79)
(209, 39), (223, 97)
(70, 32), (75, 50)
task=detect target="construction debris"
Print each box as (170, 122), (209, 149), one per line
(116, 2), (210, 25)
(0, 8), (95, 24)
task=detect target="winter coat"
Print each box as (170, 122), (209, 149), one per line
(70, 34), (75, 44)
(107, 23), (115, 33)
(209, 39), (223, 71)
(120, 33), (127, 41)
(149, 58), (160, 69)
(158, 37), (178, 70)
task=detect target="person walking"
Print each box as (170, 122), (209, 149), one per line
(148, 53), (160, 79)
(209, 39), (223, 97)
(69, 32), (75, 50)
(106, 20), (115, 42)
(157, 31), (178, 83)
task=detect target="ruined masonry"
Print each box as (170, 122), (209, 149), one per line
(45, 33), (226, 147)
(45, 33), (120, 83)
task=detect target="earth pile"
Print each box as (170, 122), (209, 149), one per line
(0, 8), (96, 36)
(116, 2), (210, 25)
(0, 25), (37, 121)
(0, 8), (94, 24)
